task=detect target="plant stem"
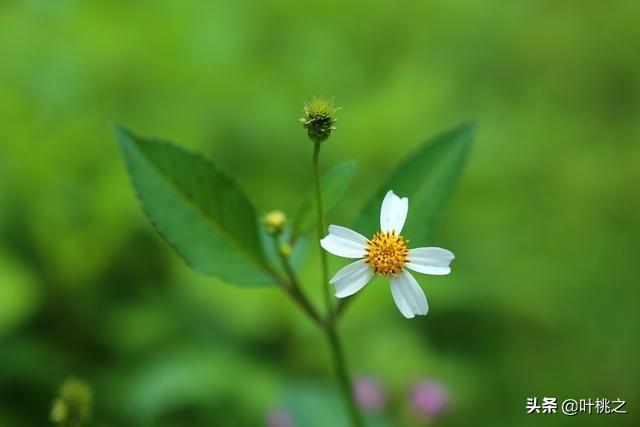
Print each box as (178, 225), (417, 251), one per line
(311, 142), (364, 427)
(272, 235), (362, 426)
(333, 297), (353, 320)
(283, 282), (323, 326)
(271, 235), (323, 326)
(324, 322), (363, 427)
(312, 142), (332, 316)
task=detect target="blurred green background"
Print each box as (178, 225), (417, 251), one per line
(1, 0), (639, 426)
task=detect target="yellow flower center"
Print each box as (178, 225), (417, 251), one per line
(364, 231), (409, 276)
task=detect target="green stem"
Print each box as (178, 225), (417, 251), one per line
(313, 142), (332, 315)
(271, 235), (323, 326)
(333, 297), (353, 320)
(324, 322), (363, 427)
(311, 142), (364, 427)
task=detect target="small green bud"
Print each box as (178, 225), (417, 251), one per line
(279, 243), (293, 257)
(50, 377), (92, 427)
(300, 97), (339, 143)
(264, 210), (287, 234)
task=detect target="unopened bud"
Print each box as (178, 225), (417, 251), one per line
(300, 97), (339, 143)
(264, 210), (287, 234)
(279, 243), (293, 257)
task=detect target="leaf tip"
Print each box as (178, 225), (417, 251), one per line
(458, 121), (477, 143)
(113, 124), (136, 147)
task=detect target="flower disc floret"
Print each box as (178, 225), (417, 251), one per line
(365, 231), (409, 276)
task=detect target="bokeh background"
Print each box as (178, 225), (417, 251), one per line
(1, 1), (639, 426)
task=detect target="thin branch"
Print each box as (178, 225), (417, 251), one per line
(271, 234), (323, 326)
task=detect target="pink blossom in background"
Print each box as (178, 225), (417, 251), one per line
(353, 376), (386, 413)
(410, 379), (451, 418)
(266, 408), (294, 427)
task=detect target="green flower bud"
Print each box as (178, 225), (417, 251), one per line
(279, 242), (293, 257)
(50, 377), (92, 427)
(264, 210), (287, 234)
(300, 97), (339, 143)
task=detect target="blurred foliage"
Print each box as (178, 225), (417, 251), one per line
(1, 0), (639, 426)
(50, 377), (92, 427)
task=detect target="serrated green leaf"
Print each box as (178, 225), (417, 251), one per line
(293, 161), (357, 238)
(116, 127), (276, 285)
(354, 123), (474, 244)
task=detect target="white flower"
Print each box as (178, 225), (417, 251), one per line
(320, 190), (454, 318)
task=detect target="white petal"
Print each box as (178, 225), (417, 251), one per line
(406, 247), (454, 275)
(390, 280), (413, 318)
(379, 190), (409, 234)
(320, 225), (368, 258)
(390, 271), (428, 318)
(330, 259), (374, 298)
(328, 225), (369, 245)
